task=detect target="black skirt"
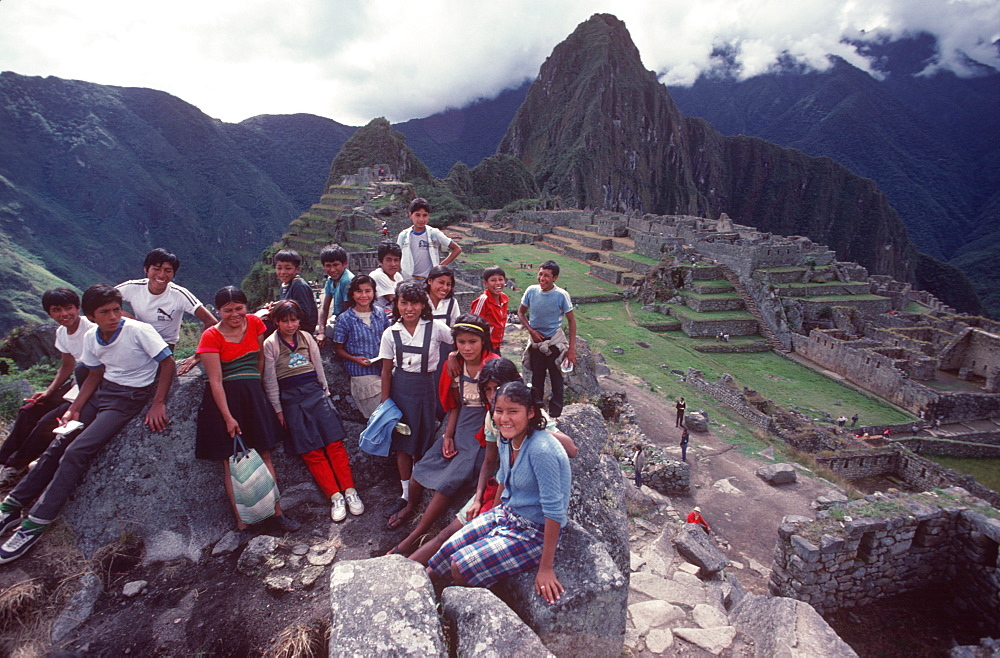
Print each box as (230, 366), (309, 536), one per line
(279, 379), (346, 455)
(390, 369), (438, 461)
(195, 378), (282, 461)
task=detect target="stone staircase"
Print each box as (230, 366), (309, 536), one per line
(718, 265), (788, 353)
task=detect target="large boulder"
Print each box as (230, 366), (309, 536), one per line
(493, 521), (627, 657)
(756, 463), (798, 485)
(685, 411), (709, 433)
(441, 587), (553, 657)
(673, 524), (728, 576)
(730, 594), (858, 657)
(62, 367), (393, 561)
(328, 556), (445, 656)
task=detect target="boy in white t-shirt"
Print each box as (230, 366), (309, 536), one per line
(370, 241), (404, 313)
(0, 288), (95, 485)
(116, 248), (216, 371)
(396, 197), (461, 280)
(0, 285), (175, 564)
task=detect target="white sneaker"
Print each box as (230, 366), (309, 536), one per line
(344, 488), (365, 516)
(331, 493), (347, 522)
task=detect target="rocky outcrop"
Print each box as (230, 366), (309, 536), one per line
(441, 587), (553, 657)
(328, 556), (446, 656)
(672, 524), (728, 577)
(730, 594), (858, 657)
(756, 463), (798, 485)
(498, 14), (917, 283)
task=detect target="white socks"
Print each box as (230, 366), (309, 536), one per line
(400, 479), (410, 501)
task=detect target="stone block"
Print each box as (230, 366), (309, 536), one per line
(493, 521), (627, 657)
(685, 412), (709, 433)
(441, 587), (553, 657)
(790, 535), (821, 563)
(730, 594), (857, 657)
(673, 524), (728, 575)
(328, 556), (445, 656)
(756, 463), (798, 485)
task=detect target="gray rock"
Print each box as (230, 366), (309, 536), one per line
(730, 594), (858, 657)
(237, 535), (280, 575)
(674, 626), (736, 654)
(122, 580), (147, 598)
(693, 603), (728, 628)
(307, 543), (337, 566)
(51, 573), (102, 643)
(264, 575), (295, 593)
(645, 628), (674, 653)
(756, 463), (797, 485)
(299, 566), (325, 589)
(628, 600), (685, 633)
(564, 337), (602, 401)
(211, 530), (244, 557)
(630, 571), (706, 606)
(686, 411), (709, 433)
(494, 521), (627, 657)
(673, 524), (728, 575)
(328, 556), (445, 657)
(814, 489), (849, 509)
(292, 544), (310, 556)
(441, 587), (554, 657)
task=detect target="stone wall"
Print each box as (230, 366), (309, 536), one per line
(898, 436), (1000, 459)
(685, 370), (776, 434)
(676, 316), (759, 338)
(604, 252), (655, 275)
(770, 488), (999, 627)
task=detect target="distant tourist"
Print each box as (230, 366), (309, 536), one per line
(369, 241), (404, 313)
(679, 428), (690, 462)
(0, 285), (175, 563)
(686, 507), (710, 534)
(395, 198), (462, 280)
(263, 301), (362, 523)
(850, 413), (859, 427)
(315, 244), (354, 346)
(837, 416), (847, 427)
(675, 397), (686, 428)
(0, 288), (95, 488)
(631, 443), (646, 488)
(115, 247), (216, 371)
(470, 266), (509, 354)
(517, 260), (577, 418)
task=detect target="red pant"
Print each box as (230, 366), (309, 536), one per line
(300, 442), (354, 497)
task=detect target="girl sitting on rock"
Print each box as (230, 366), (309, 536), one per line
(427, 381), (572, 604)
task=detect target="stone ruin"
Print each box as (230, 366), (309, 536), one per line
(770, 487), (999, 636)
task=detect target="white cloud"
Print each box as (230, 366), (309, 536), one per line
(0, 0), (995, 124)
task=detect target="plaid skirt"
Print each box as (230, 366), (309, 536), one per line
(428, 505), (545, 587)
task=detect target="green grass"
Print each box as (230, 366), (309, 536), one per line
(757, 266), (807, 273)
(905, 301), (932, 315)
(574, 302), (912, 428)
(694, 280), (734, 289)
(796, 294), (889, 302)
(774, 281), (866, 289)
(925, 455), (1000, 492)
(667, 305), (754, 321)
(681, 290), (741, 300)
(456, 243), (621, 306)
(616, 252), (660, 266)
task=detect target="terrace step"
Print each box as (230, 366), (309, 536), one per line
(718, 264), (787, 352)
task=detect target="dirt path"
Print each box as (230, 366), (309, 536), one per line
(602, 372), (832, 594)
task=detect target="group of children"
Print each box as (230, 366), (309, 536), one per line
(0, 198), (582, 600)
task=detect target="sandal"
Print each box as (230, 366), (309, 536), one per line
(383, 497), (408, 518)
(386, 508), (415, 530)
(386, 543), (412, 557)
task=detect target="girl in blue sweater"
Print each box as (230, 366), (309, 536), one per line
(427, 381), (571, 604)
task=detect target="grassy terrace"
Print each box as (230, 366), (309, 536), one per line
(666, 304), (754, 321)
(773, 281), (865, 289)
(694, 280), (735, 289)
(615, 252), (660, 266)
(796, 294), (889, 302)
(757, 265), (807, 273)
(681, 290), (742, 300)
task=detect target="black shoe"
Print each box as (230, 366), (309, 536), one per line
(271, 515), (301, 533)
(0, 509), (21, 537)
(383, 497), (407, 518)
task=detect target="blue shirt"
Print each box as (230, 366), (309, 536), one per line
(323, 269), (354, 316)
(520, 284), (573, 338)
(332, 307), (390, 377)
(497, 429), (572, 526)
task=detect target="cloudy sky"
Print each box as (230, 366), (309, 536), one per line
(2, 1), (997, 126)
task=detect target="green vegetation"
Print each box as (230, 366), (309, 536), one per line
(0, 356), (60, 423)
(796, 294), (889, 302)
(926, 456), (1000, 492)
(666, 305), (754, 321)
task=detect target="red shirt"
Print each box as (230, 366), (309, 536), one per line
(687, 511), (710, 532)
(470, 290), (509, 351)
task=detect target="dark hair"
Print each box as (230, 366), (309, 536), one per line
(42, 287), (80, 313)
(408, 197), (431, 215)
(271, 300), (301, 322)
(377, 241), (402, 263)
(214, 286), (248, 309)
(319, 244), (348, 265)
(345, 274), (377, 311)
(274, 249), (302, 267)
(451, 313), (491, 357)
(540, 260), (560, 277)
(494, 381), (546, 442)
(424, 266), (455, 299)
(144, 247), (181, 273)
(478, 358), (522, 403)
(482, 265), (506, 282)
(391, 281), (432, 322)
(82, 284), (123, 317)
